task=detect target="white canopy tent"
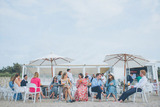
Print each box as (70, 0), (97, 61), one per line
(22, 64), (111, 85)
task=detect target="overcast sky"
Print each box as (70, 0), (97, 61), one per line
(0, 0), (160, 69)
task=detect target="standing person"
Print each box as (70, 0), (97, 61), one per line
(61, 72), (75, 103)
(91, 73), (106, 102)
(75, 73), (88, 101)
(67, 69), (74, 83)
(49, 76), (58, 99)
(135, 74), (142, 82)
(106, 73), (117, 101)
(127, 73), (133, 84)
(9, 75), (14, 90)
(57, 71), (62, 84)
(101, 73), (106, 84)
(85, 72), (92, 81)
(21, 74), (28, 86)
(153, 79), (158, 95)
(91, 74), (95, 82)
(85, 72), (92, 97)
(30, 72), (45, 102)
(118, 70), (147, 102)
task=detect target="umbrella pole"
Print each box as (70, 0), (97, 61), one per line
(51, 60), (53, 77)
(123, 55), (127, 92)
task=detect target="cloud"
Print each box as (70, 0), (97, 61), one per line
(0, 0), (160, 68)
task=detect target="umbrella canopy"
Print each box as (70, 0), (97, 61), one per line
(29, 52), (74, 77)
(104, 53), (149, 91)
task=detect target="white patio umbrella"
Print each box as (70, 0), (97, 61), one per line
(104, 53), (149, 91)
(29, 52), (74, 77)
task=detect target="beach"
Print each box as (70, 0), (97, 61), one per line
(0, 93), (160, 107)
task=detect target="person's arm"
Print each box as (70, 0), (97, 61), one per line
(76, 80), (79, 88)
(100, 80), (103, 87)
(61, 79), (64, 85)
(105, 80), (109, 87)
(15, 78), (21, 87)
(113, 80), (116, 87)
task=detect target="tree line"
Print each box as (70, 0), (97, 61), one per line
(0, 63), (22, 77)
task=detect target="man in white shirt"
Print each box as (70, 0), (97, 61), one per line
(67, 69), (74, 83)
(85, 72), (92, 81)
(101, 73), (106, 84)
(118, 70), (147, 102)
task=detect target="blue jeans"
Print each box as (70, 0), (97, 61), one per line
(118, 88), (142, 101)
(13, 93), (22, 100)
(91, 86), (102, 99)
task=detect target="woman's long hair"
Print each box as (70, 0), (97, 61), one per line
(62, 72), (67, 79)
(58, 71), (62, 75)
(52, 76), (57, 83)
(12, 73), (20, 84)
(108, 75), (114, 84)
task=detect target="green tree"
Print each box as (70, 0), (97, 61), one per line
(0, 63), (22, 77)
(12, 63), (22, 74)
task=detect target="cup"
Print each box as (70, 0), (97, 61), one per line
(101, 87), (103, 90)
(128, 81), (130, 86)
(79, 79), (82, 83)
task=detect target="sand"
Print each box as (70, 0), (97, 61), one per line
(0, 94), (160, 107)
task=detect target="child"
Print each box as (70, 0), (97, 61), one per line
(153, 79), (158, 95)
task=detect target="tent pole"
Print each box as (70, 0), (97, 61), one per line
(123, 54), (127, 91)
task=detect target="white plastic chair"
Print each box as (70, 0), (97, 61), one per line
(133, 85), (148, 103)
(5, 87), (14, 101)
(23, 83), (41, 103)
(89, 87), (106, 101)
(14, 84), (26, 102)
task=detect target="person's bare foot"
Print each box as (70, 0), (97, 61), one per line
(99, 99), (101, 102)
(118, 100), (123, 103)
(94, 96), (97, 98)
(103, 94), (107, 97)
(42, 95), (46, 98)
(112, 100), (117, 102)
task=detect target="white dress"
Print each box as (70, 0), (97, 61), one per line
(14, 78), (25, 92)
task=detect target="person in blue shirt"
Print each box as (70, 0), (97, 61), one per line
(91, 73), (106, 101)
(106, 73), (117, 101)
(9, 76), (14, 90)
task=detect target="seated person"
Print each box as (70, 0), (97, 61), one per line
(13, 73), (25, 100)
(57, 71), (62, 84)
(106, 73), (117, 101)
(21, 74), (28, 86)
(30, 72), (45, 101)
(61, 72), (75, 103)
(118, 70), (147, 102)
(91, 73), (106, 102)
(9, 75), (14, 91)
(49, 76), (58, 99)
(75, 73), (88, 101)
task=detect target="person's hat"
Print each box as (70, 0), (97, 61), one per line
(109, 73), (114, 76)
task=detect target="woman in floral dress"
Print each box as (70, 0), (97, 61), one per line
(75, 73), (88, 101)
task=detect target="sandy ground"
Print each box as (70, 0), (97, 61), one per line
(0, 94), (160, 107)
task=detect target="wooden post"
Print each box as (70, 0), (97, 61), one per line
(123, 54), (127, 91)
